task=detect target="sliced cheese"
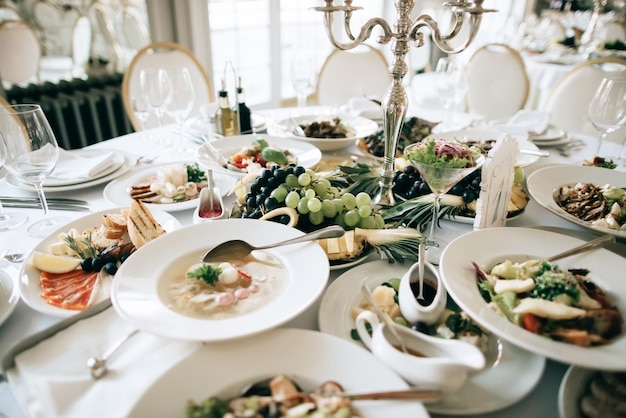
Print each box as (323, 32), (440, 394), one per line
(494, 278), (535, 294)
(513, 298), (586, 320)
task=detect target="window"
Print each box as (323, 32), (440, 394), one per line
(206, 0), (385, 107)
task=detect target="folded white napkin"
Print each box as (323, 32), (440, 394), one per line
(51, 149), (117, 180)
(345, 97), (383, 120)
(494, 110), (551, 136)
(6, 308), (200, 418)
(430, 112), (485, 134)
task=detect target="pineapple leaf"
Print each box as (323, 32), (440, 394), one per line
(381, 194), (463, 232)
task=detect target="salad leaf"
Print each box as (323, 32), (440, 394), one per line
(252, 138), (269, 150)
(186, 163), (207, 183)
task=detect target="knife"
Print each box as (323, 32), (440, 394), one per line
(0, 196), (88, 205)
(2, 202), (91, 212)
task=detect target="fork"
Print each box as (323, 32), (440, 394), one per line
(135, 154), (158, 165)
(2, 251), (25, 263)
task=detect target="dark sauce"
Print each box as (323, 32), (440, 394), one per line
(409, 279), (438, 307)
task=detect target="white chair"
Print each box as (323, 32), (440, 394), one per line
(0, 4), (21, 22)
(121, 41), (215, 131)
(315, 44), (391, 106)
(603, 20), (626, 42)
(542, 57), (626, 141)
(0, 19), (41, 87)
(88, 1), (126, 72)
(465, 43), (530, 120)
(39, 15), (92, 82)
(121, 6), (150, 51)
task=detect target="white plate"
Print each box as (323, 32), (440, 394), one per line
(103, 162), (238, 212)
(45, 148), (126, 186)
(527, 165), (626, 240)
(0, 262), (20, 326)
(267, 114), (379, 151)
(558, 366), (595, 418)
(447, 211), (523, 225)
(530, 125), (565, 142)
(426, 128), (542, 167)
(19, 208), (181, 318)
(318, 260), (545, 415)
(111, 219), (330, 341)
(5, 152), (134, 193)
(127, 327), (428, 418)
(440, 227), (626, 370)
(195, 134), (323, 175)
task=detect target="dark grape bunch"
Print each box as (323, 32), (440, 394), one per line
(392, 165), (482, 203)
(239, 164), (383, 232)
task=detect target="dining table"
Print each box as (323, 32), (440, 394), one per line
(0, 105), (625, 418)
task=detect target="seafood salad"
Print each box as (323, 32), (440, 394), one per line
(229, 138), (296, 171)
(130, 163), (207, 204)
(166, 252), (286, 320)
(186, 375), (360, 418)
(404, 138), (479, 169)
(555, 182), (626, 231)
(473, 259), (623, 346)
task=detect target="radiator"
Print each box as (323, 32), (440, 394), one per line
(4, 74), (134, 150)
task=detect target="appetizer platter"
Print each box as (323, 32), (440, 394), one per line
(318, 260), (545, 415)
(527, 165), (626, 239)
(195, 134), (322, 175)
(20, 203), (181, 317)
(267, 114), (379, 151)
(111, 219), (330, 341)
(439, 227), (626, 370)
(103, 162), (237, 212)
(127, 328), (428, 418)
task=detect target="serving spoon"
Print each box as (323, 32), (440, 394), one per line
(202, 224), (345, 263)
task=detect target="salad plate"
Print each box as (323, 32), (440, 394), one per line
(5, 151), (134, 193)
(111, 219), (330, 341)
(127, 327), (428, 418)
(19, 208), (181, 318)
(527, 165), (626, 239)
(318, 260), (545, 415)
(426, 128), (542, 167)
(0, 261), (20, 326)
(103, 162), (237, 212)
(439, 227), (626, 370)
(195, 134), (322, 175)
(267, 114), (379, 151)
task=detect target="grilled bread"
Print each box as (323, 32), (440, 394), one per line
(127, 200), (166, 248)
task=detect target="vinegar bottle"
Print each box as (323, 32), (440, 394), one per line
(237, 77), (252, 134)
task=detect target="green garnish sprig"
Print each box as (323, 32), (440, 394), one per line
(186, 163), (207, 183)
(64, 234), (98, 259)
(187, 264), (222, 286)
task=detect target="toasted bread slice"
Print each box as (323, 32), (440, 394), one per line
(127, 200), (166, 248)
(102, 212), (127, 229)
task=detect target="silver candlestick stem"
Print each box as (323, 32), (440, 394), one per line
(314, 0), (495, 206)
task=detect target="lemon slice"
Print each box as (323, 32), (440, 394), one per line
(32, 251), (81, 274)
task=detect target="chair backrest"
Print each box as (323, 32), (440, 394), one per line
(316, 44), (391, 106)
(0, 5), (21, 23)
(466, 43), (529, 120)
(88, 1), (124, 71)
(122, 7), (150, 51)
(0, 19), (41, 86)
(603, 20), (626, 42)
(71, 15), (92, 77)
(543, 57), (626, 138)
(122, 41), (214, 131)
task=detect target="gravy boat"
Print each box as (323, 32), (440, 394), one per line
(356, 310), (485, 393)
(398, 260), (447, 325)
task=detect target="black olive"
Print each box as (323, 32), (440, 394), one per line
(462, 189), (477, 203)
(294, 165), (305, 176)
(103, 262), (118, 275)
(91, 257), (105, 272)
(81, 257), (93, 272)
(119, 254), (130, 263)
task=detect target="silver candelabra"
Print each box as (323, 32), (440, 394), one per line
(314, 0), (495, 206)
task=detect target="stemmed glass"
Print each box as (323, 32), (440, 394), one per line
(163, 67), (195, 152)
(290, 53), (316, 108)
(404, 142), (485, 264)
(588, 77), (626, 159)
(0, 104), (69, 238)
(0, 137), (28, 231)
(434, 57), (458, 128)
(139, 68), (170, 129)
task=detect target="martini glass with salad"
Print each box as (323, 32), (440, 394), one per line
(404, 138), (484, 263)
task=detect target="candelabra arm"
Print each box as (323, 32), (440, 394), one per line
(323, 14), (394, 50)
(410, 13), (484, 54)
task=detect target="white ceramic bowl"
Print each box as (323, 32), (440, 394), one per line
(398, 260), (447, 325)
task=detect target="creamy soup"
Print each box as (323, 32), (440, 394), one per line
(160, 250), (286, 320)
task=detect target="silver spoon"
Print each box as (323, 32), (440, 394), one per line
(290, 117), (306, 136)
(86, 329), (139, 379)
(416, 243), (425, 301)
(2, 252), (25, 263)
(202, 225), (345, 263)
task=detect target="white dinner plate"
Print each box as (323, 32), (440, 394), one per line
(527, 165), (626, 240)
(426, 128), (542, 167)
(111, 219), (330, 341)
(318, 260), (545, 415)
(0, 261), (20, 327)
(530, 125), (566, 142)
(127, 328), (428, 418)
(558, 366), (595, 418)
(440, 227), (626, 370)
(267, 114), (379, 151)
(195, 134), (322, 175)
(19, 208), (181, 318)
(103, 162), (238, 212)
(45, 148), (126, 187)
(5, 151), (134, 193)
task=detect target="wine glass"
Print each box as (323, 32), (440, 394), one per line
(0, 136), (28, 231)
(588, 77), (626, 159)
(290, 53), (316, 108)
(404, 141), (485, 264)
(163, 67), (196, 152)
(0, 104), (69, 238)
(434, 57), (458, 127)
(139, 68), (170, 129)
(131, 94), (151, 131)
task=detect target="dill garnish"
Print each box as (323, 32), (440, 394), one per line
(64, 234), (98, 259)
